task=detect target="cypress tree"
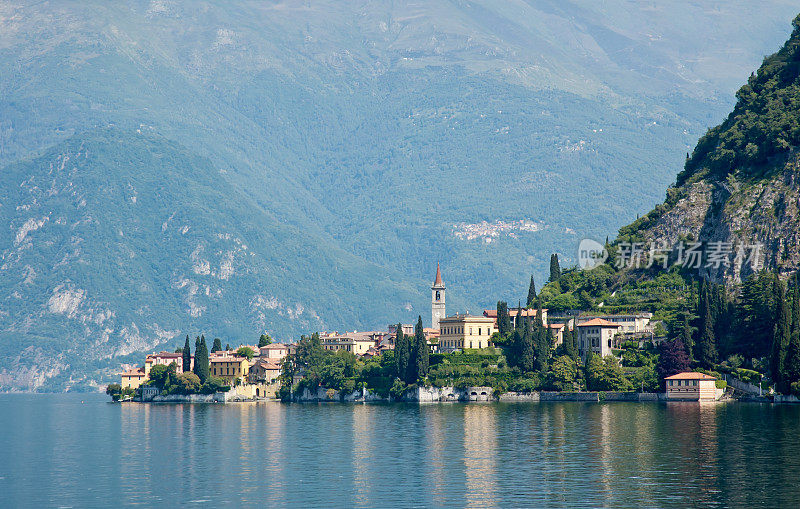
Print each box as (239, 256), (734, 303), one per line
(411, 316), (429, 381)
(394, 323), (411, 383)
(497, 301), (512, 337)
(194, 336), (210, 382)
(258, 334), (271, 348)
(561, 324), (578, 360)
(526, 275), (537, 308)
(698, 282), (718, 368)
(679, 312), (695, 360)
(784, 275), (800, 390)
(516, 317), (535, 372)
(771, 275), (791, 392)
(549, 254), (561, 282)
(182, 335), (191, 374)
(226, 344), (231, 351)
(211, 337), (222, 353)
(195, 335), (200, 351)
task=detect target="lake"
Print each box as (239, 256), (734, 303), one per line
(2, 394), (800, 508)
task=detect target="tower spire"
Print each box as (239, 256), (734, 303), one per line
(434, 262), (443, 286)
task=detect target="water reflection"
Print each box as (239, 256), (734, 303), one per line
(463, 404), (498, 508)
(4, 395), (800, 508)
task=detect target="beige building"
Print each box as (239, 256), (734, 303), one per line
(483, 307), (548, 327)
(259, 343), (292, 361)
(144, 351), (190, 376)
(248, 358), (282, 384)
(438, 314), (497, 352)
(320, 332), (377, 355)
(576, 318), (621, 360)
(210, 356), (251, 386)
(576, 313), (652, 334)
(665, 372), (722, 401)
(548, 323), (565, 347)
(120, 367), (146, 390)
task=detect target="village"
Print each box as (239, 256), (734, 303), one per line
(114, 263), (728, 403)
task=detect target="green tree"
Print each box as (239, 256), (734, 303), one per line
(786, 275), (800, 388)
(599, 356), (633, 391)
(194, 337), (210, 383)
(170, 372), (201, 395)
(182, 335), (192, 374)
(771, 275), (791, 392)
(549, 253), (561, 282)
(258, 334), (272, 348)
(547, 355), (578, 391)
(236, 346), (256, 360)
(584, 353), (604, 391)
(410, 316), (430, 382)
(678, 312), (695, 360)
(149, 362), (177, 391)
(496, 301), (512, 338)
(526, 275), (537, 307)
(697, 283), (718, 368)
(211, 337), (222, 353)
(106, 383), (122, 401)
(394, 323), (411, 383)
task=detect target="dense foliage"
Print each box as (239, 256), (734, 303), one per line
(678, 15), (800, 185)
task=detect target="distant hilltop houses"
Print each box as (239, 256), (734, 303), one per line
(116, 263), (693, 401)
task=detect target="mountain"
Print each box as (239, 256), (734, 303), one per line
(1, 1), (799, 390)
(617, 14), (800, 283)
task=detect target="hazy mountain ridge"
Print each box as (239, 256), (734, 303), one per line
(2, 1), (799, 390)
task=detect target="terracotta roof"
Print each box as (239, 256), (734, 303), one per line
(121, 367), (145, 377)
(261, 343), (288, 350)
(483, 308), (548, 318)
(433, 262), (444, 286)
(254, 359), (281, 369)
(547, 323), (565, 329)
(576, 318), (621, 328)
(665, 372), (716, 380)
(210, 357), (246, 363)
(147, 351), (183, 358)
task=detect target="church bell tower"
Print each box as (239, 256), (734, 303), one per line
(431, 263), (446, 330)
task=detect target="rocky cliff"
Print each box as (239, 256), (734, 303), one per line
(617, 15), (800, 283)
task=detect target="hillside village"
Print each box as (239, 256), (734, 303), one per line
(111, 262), (736, 404)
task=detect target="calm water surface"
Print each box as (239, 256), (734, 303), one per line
(2, 394), (800, 508)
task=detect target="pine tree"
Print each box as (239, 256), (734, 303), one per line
(411, 316), (429, 382)
(194, 336), (210, 383)
(549, 254), (561, 282)
(526, 275), (537, 308)
(182, 335), (191, 374)
(771, 275), (791, 393)
(497, 301), (512, 338)
(698, 282), (718, 368)
(258, 334), (271, 348)
(211, 337), (222, 353)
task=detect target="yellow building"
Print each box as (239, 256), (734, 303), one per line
(120, 367), (146, 390)
(320, 332), (377, 355)
(210, 356), (251, 386)
(438, 314), (497, 352)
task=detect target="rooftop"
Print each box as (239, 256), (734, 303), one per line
(576, 318), (621, 328)
(665, 372), (717, 380)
